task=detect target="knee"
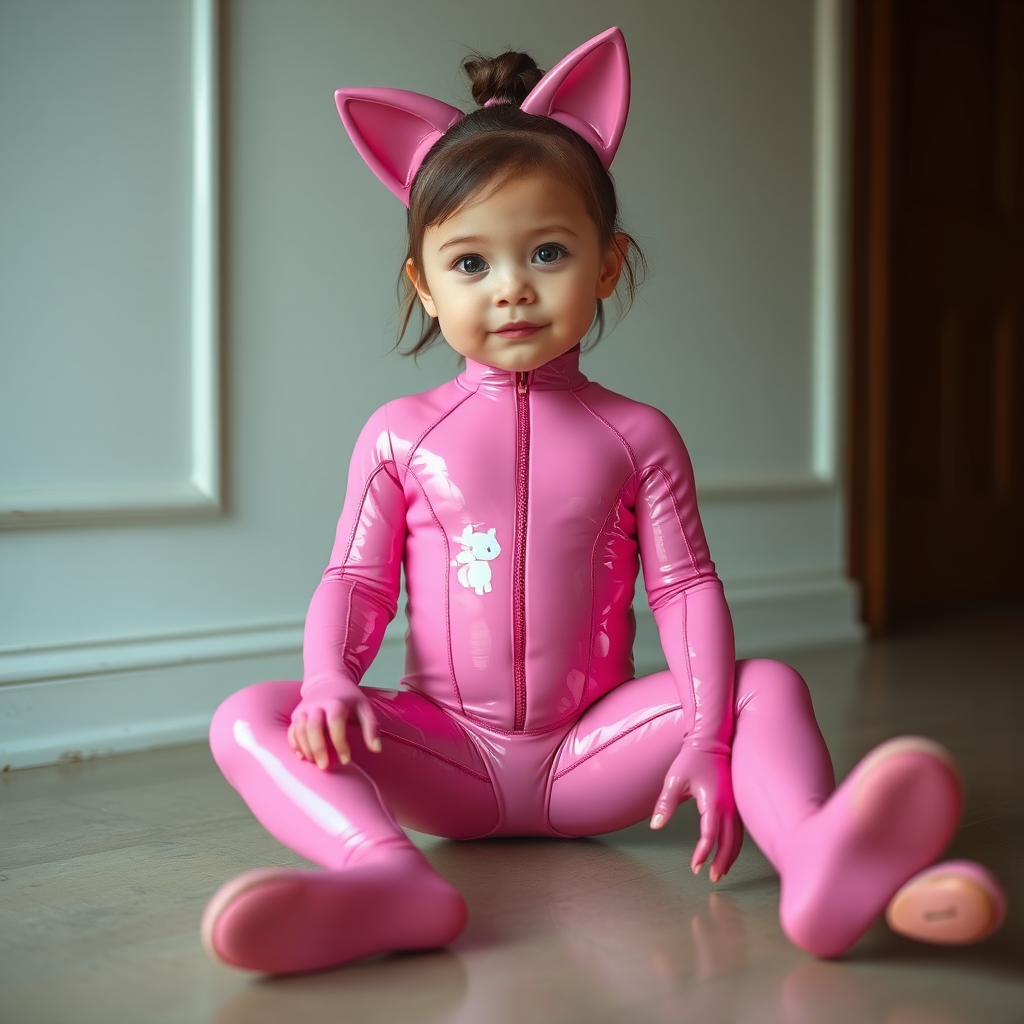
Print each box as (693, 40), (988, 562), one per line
(209, 679), (300, 768)
(734, 658), (812, 715)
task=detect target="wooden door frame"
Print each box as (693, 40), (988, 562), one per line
(848, 0), (894, 636)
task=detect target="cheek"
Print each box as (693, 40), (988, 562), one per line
(563, 274), (599, 323)
(436, 289), (480, 333)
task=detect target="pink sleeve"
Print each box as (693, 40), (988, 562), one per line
(301, 407), (407, 697)
(634, 418), (736, 753)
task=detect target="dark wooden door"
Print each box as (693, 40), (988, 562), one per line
(850, 0), (1024, 632)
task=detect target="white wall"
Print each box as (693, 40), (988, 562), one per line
(0, 0), (862, 769)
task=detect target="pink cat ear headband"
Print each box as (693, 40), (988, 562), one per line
(334, 27), (630, 206)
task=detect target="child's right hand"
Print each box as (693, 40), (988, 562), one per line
(287, 685), (382, 770)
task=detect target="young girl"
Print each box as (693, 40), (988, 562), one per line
(202, 28), (1005, 975)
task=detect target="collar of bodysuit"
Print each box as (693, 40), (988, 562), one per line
(459, 345), (588, 392)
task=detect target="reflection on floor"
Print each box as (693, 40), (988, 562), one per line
(1, 604), (1022, 1024)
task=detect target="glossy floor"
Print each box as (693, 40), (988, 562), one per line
(2, 605), (1022, 1024)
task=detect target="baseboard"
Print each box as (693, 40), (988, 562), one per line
(726, 569), (866, 656)
(0, 619), (412, 771)
(633, 569), (865, 673)
(1, 571), (864, 770)
(0, 621), (305, 686)
(0, 651), (292, 772)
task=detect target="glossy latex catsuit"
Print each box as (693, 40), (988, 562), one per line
(205, 348), (984, 973)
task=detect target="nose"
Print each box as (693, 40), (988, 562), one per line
(493, 265), (536, 307)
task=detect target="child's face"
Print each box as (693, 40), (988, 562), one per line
(407, 173), (624, 373)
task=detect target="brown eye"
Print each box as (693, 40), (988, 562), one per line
(534, 245), (566, 265)
(456, 255), (487, 274)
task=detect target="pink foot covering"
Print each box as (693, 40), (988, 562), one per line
(201, 852), (467, 974)
(779, 737), (963, 958)
(886, 859), (1007, 945)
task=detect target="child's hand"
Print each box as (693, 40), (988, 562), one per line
(287, 686), (382, 770)
(650, 747), (741, 883)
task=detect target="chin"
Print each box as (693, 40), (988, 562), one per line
(494, 354), (553, 373)
(493, 342), (578, 373)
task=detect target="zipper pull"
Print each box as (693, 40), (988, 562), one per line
(517, 372), (529, 396)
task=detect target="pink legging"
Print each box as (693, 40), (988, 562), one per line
(210, 658), (832, 872)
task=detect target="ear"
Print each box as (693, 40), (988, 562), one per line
(596, 233), (628, 300)
(335, 87), (464, 206)
(520, 27), (630, 170)
(405, 259), (438, 318)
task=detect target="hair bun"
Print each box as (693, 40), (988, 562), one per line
(463, 50), (544, 107)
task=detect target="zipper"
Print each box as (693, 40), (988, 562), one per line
(513, 371), (530, 731)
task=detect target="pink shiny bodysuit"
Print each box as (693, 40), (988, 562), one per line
(208, 348), (967, 971)
(308, 347), (731, 837)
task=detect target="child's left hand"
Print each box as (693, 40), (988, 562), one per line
(649, 746), (741, 882)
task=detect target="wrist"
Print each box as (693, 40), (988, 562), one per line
(681, 738), (732, 758)
(300, 674), (361, 700)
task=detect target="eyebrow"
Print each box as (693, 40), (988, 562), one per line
(437, 225), (581, 252)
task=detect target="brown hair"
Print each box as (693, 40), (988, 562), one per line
(396, 50), (646, 356)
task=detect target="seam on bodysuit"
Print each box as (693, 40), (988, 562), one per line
(679, 592), (696, 720)
(341, 582), (355, 680)
(571, 390), (639, 472)
(584, 478), (636, 712)
(647, 463), (703, 580)
(404, 390), (475, 471)
(403, 392), (475, 713)
(377, 729), (491, 783)
(550, 703), (684, 781)
(405, 470), (465, 715)
(338, 462), (400, 566)
(382, 402), (398, 468)
(456, 709), (579, 739)
(572, 389), (640, 715)
(574, 392), (706, 593)
(396, 394), (472, 716)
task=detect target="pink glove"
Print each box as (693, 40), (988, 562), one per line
(649, 579), (742, 881)
(288, 677), (382, 770)
(290, 567), (395, 770)
(651, 746), (740, 881)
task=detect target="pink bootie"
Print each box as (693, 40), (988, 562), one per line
(778, 737), (963, 958)
(201, 850), (467, 974)
(886, 859), (1007, 945)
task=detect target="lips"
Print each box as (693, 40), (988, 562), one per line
(493, 321), (546, 339)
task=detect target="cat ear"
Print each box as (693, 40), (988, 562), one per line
(334, 87), (464, 206)
(520, 27), (630, 170)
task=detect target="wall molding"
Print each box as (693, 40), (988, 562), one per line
(725, 569), (866, 656)
(0, 0), (221, 530)
(634, 569), (865, 673)
(0, 618), (303, 688)
(675, 0), (843, 504)
(1, 569), (863, 770)
(697, 472), (835, 502)
(812, 0), (843, 483)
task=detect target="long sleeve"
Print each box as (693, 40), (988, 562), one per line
(651, 581), (735, 753)
(301, 407), (407, 698)
(634, 419), (736, 752)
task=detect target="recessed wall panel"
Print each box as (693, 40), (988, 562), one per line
(0, 0), (213, 521)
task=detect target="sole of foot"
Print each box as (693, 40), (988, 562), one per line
(201, 856), (467, 975)
(886, 859), (1007, 945)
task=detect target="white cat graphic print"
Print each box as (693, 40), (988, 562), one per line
(452, 524), (501, 595)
